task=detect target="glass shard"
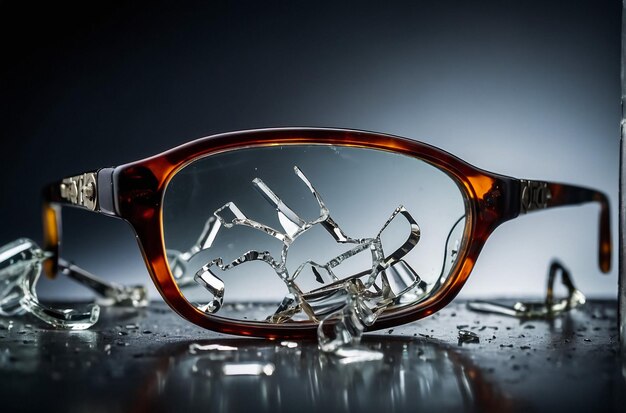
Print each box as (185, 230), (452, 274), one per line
(167, 216), (223, 283)
(457, 330), (480, 345)
(60, 259), (148, 308)
(467, 260), (585, 319)
(266, 293), (300, 323)
(0, 238), (150, 329)
(187, 166), (428, 354)
(0, 238), (99, 330)
(194, 266), (225, 313)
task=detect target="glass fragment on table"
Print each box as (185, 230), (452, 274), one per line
(0, 238), (99, 330)
(467, 261), (585, 319)
(457, 329), (479, 345)
(0, 238), (148, 330)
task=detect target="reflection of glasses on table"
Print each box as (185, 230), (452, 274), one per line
(32, 128), (610, 339)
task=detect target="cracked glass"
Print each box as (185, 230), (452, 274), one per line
(163, 145), (468, 345)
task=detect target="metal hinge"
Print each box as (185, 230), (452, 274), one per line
(519, 179), (551, 213)
(60, 172), (98, 211)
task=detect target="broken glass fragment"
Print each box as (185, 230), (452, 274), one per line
(266, 293), (300, 323)
(0, 238), (99, 330)
(457, 330), (480, 345)
(60, 259), (148, 308)
(182, 166), (428, 355)
(167, 216), (223, 286)
(467, 261), (585, 319)
(0, 238), (148, 329)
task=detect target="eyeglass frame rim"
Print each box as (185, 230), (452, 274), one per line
(41, 127), (612, 339)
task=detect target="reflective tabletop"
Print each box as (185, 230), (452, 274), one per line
(0, 299), (623, 413)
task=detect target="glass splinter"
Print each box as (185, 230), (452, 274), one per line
(457, 330), (480, 345)
(466, 260), (585, 319)
(190, 166), (429, 356)
(167, 216), (222, 283)
(0, 238), (100, 330)
(59, 259), (148, 308)
(194, 266), (225, 313)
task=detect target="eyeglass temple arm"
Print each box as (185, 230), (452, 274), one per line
(517, 179), (611, 273)
(41, 168), (118, 278)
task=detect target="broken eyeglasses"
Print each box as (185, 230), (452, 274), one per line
(0, 128), (612, 352)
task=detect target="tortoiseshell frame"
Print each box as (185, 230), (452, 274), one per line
(41, 128), (612, 339)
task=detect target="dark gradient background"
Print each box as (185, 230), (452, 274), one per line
(0, 1), (621, 300)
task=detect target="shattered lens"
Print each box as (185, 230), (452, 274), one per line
(162, 145), (468, 329)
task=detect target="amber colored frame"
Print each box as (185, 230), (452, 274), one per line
(41, 128), (612, 339)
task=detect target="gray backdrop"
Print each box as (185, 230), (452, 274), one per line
(0, 0), (620, 300)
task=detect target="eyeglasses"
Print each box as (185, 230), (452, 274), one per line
(39, 128), (611, 342)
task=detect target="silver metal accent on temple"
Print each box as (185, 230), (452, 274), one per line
(60, 172), (98, 211)
(519, 179), (551, 213)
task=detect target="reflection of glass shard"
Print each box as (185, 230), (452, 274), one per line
(222, 362), (276, 376)
(189, 343), (238, 354)
(188, 166), (424, 355)
(333, 347), (384, 365)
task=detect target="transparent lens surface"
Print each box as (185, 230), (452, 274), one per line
(163, 145), (467, 323)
